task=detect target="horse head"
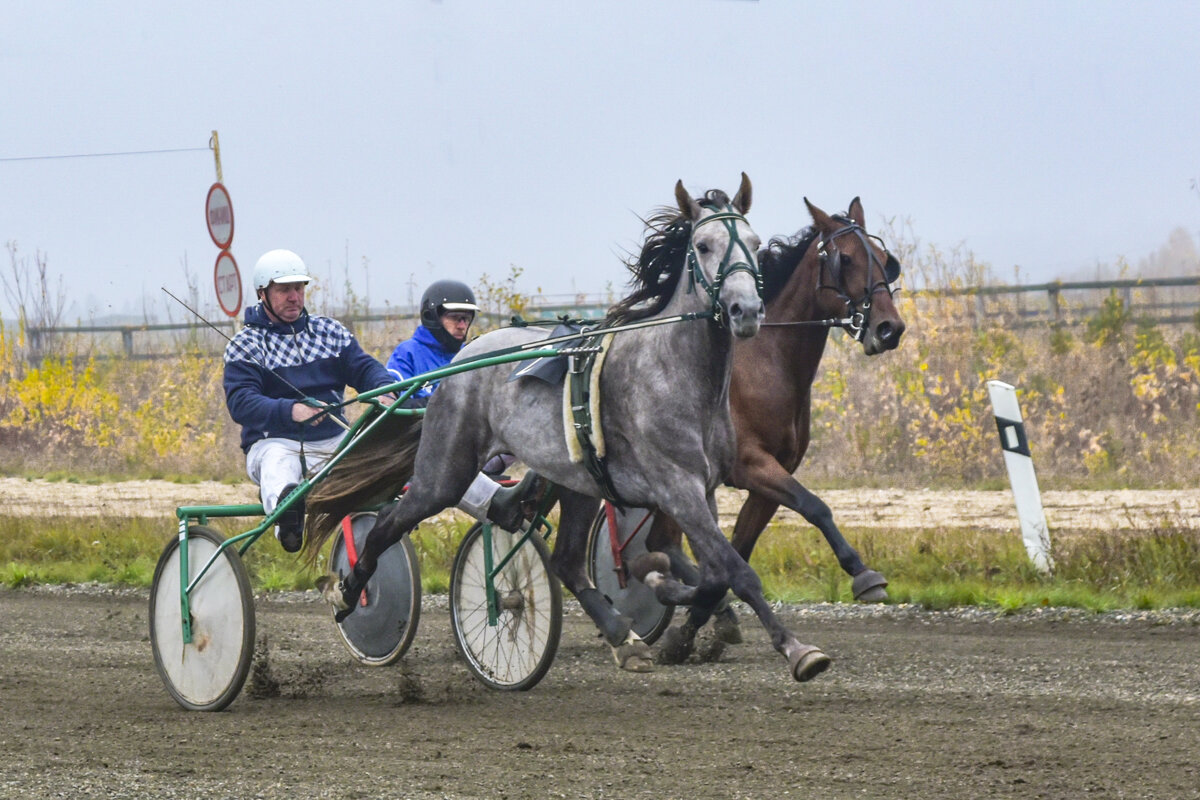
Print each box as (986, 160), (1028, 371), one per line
(675, 173), (764, 339)
(804, 197), (905, 355)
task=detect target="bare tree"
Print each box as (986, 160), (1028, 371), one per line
(3, 241), (67, 357)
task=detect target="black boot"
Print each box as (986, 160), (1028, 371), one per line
(275, 483), (305, 553)
(485, 471), (541, 531)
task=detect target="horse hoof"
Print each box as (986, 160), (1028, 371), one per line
(852, 569), (889, 603)
(696, 637), (726, 664)
(789, 645), (832, 682)
(613, 635), (654, 673)
(655, 624), (695, 665)
(713, 607), (743, 645)
(628, 551), (671, 583)
(315, 574), (349, 612)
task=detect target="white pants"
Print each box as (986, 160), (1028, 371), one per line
(248, 434), (503, 524)
(245, 434), (343, 513)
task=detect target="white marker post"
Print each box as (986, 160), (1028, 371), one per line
(986, 380), (1054, 574)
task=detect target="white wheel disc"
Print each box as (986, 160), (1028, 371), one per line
(150, 526), (254, 711)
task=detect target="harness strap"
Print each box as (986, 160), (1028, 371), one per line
(564, 332), (626, 506)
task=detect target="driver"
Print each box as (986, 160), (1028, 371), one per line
(386, 280), (536, 530)
(223, 249), (396, 552)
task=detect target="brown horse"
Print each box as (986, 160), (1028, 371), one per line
(637, 196), (906, 661)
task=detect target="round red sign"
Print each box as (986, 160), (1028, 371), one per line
(206, 183), (235, 250)
(214, 250), (242, 317)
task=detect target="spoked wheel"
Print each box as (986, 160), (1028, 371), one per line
(329, 511), (421, 666)
(449, 522), (562, 691)
(149, 525), (255, 712)
(586, 504), (674, 645)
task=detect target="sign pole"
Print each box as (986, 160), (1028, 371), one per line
(209, 130), (223, 183)
(986, 380), (1054, 574)
(206, 129), (240, 317)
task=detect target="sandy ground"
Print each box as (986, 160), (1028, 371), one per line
(4, 477), (1199, 532)
(0, 587), (1197, 799)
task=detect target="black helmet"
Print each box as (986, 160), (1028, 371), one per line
(419, 280), (479, 350)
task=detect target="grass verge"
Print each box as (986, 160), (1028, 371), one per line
(2, 514), (1198, 613)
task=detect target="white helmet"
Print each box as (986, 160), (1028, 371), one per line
(252, 249), (312, 291)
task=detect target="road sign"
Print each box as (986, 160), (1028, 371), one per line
(205, 183), (234, 249)
(214, 250), (242, 317)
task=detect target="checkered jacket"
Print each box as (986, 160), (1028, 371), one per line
(223, 304), (394, 452)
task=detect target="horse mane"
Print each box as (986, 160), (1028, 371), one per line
(606, 189), (732, 325)
(758, 226), (820, 306)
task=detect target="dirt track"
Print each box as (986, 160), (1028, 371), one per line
(1, 586), (1198, 799)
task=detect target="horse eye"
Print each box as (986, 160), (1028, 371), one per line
(840, 253), (852, 268)
(697, 242), (710, 254)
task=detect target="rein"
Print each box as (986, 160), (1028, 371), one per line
(501, 309), (714, 354)
(760, 314), (865, 334)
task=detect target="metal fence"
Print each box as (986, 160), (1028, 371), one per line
(16, 275), (1200, 362)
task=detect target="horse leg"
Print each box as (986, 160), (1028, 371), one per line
(642, 512), (742, 653)
(668, 495), (831, 682)
(550, 489), (653, 673)
(733, 454), (888, 602)
(318, 469), (475, 621)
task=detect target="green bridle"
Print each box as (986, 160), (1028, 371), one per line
(685, 206), (764, 324)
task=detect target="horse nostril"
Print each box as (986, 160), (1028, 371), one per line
(728, 302), (742, 319)
(877, 322), (896, 345)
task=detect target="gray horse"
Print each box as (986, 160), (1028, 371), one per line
(306, 174), (831, 682)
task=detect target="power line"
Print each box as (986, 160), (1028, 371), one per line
(0, 147), (209, 163)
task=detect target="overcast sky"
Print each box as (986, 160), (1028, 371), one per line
(3, 0), (1199, 322)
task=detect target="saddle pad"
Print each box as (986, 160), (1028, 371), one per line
(507, 324), (581, 385)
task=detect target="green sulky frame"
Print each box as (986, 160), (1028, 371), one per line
(171, 347), (561, 645)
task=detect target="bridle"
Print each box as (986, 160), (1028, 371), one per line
(762, 219), (901, 341)
(815, 219), (900, 341)
(685, 205), (763, 326)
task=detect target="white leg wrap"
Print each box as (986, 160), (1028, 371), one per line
(457, 472), (502, 522)
(642, 571), (666, 590)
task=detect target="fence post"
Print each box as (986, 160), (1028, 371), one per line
(28, 327), (43, 362)
(122, 328), (134, 359)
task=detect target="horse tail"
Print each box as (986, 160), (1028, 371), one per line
(301, 410), (424, 566)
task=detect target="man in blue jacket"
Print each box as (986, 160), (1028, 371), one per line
(386, 280), (536, 527)
(223, 249), (398, 552)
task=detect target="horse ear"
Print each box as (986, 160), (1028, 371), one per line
(675, 180), (703, 220)
(732, 172), (752, 214)
(847, 197), (864, 226)
(804, 197), (833, 230)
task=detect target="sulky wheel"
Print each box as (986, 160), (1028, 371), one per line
(329, 511), (421, 666)
(449, 522), (562, 691)
(149, 525), (255, 712)
(586, 504), (674, 645)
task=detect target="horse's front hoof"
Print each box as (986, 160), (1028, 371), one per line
(316, 573), (358, 622)
(613, 635), (654, 673)
(655, 623), (695, 665)
(712, 606), (743, 645)
(852, 569), (889, 603)
(789, 645), (832, 682)
(316, 574), (348, 611)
